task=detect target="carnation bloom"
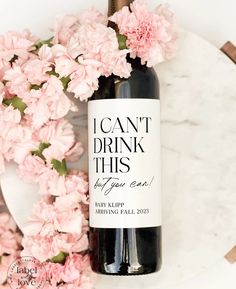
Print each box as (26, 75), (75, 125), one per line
(22, 200), (57, 237)
(0, 213), (21, 285)
(43, 76), (76, 120)
(0, 58), (10, 81)
(67, 23), (131, 78)
(53, 44), (101, 101)
(23, 58), (52, 85)
(60, 255), (93, 289)
(65, 141), (84, 162)
(65, 172), (89, 198)
(54, 209), (84, 234)
(67, 59), (100, 101)
(53, 21), (131, 100)
(22, 186), (87, 236)
(24, 76), (76, 128)
(38, 254), (92, 288)
(110, 0), (177, 66)
(43, 262), (64, 287)
(0, 105), (34, 171)
(18, 154), (47, 183)
(4, 65), (30, 98)
(0, 255), (18, 285)
(21, 232), (88, 262)
(54, 15), (79, 45)
(0, 105), (22, 173)
(39, 119), (75, 155)
(0, 30), (37, 62)
(77, 7), (107, 26)
(54, 8), (107, 46)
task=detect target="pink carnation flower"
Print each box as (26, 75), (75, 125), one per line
(65, 141), (84, 162)
(54, 8), (107, 46)
(77, 7), (108, 26)
(23, 90), (52, 129)
(43, 262), (64, 287)
(0, 30), (37, 62)
(110, 0), (177, 66)
(23, 58), (52, 85)
(67, 58), (100, 101)
(22, 232), (88, 262)
(38, 44), (54, 62)
(65, 172), (89, 198)
(4, 65), (30, 98)
(0, 59), (10, 81)
(43, 76), (76, 120)
(46, 173), (67, 196)
(53, 44), (100, 101)
(0, 106), (20, 172)
(37, 167), (64, 195)
(23, 190), (87, 236)
(0, 255), (18, 285)
(11, 126), (37, 164)
(25, 76), (76, 128)
(43, 170), (88, 199)
(53, 50), (79, 77)
(18, 154), (47, 183)
(54, 15), (79, 45)
(61, 255), (93, 289)
(39, 119), (75, 156)
(22, 200), (56, 237)
(39, 254), (92, 288)
(0, 213), (21, 285)
(54, 209), (84, 235)
(53, 21), (131, 100)
(67, 22), (131, 78)
(0, 105), (34, 171)
(21, 234), (59, 262)
(54, 193), (83, 211)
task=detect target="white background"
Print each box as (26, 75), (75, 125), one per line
(0, 0), (235, 48)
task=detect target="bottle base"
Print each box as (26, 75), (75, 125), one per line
(91, 261), (162, 276)
(89, 227), (162, 276)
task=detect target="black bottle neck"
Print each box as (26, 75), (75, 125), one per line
(127, 56), (148, 71)
(108, 0), (133, 16)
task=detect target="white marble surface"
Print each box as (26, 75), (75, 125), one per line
(1, 30), (236, 288)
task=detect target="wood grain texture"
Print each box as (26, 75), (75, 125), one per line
(221, 42), (236, 64)
(225, 246), (236, 264)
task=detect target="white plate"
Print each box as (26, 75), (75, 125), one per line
(1, 30), (236, 288)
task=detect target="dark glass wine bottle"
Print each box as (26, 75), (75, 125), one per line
(88, 0), (162, 275)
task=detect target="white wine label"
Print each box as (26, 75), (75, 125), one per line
(88, 99), (161, 228)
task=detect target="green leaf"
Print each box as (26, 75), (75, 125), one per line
(51, 159), (68, 176)
(60, 76), (71, 90)
(49, 252), (68, 264)
(47, 69), (60, 78)
(3, 96), (27, 113)
(32, 143), (51, 160)
(30, 84), (43, 90)
(47, 69), (71, 90)
(117, 33), (127, 50)
(35, 37), (54, 50)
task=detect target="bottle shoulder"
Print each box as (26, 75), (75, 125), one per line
(92, 66), (159, 100)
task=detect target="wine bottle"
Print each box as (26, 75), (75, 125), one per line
(88, 0), (162, 275)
